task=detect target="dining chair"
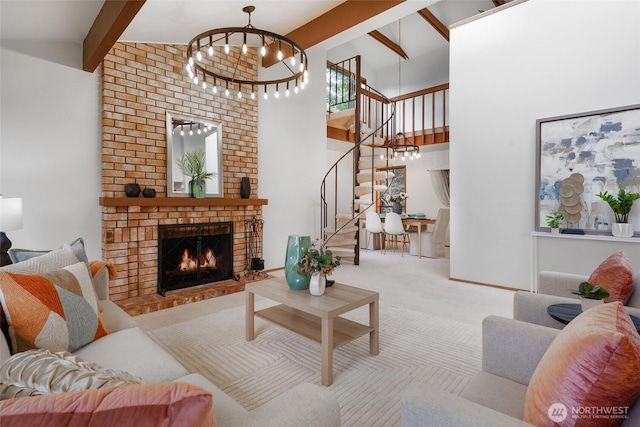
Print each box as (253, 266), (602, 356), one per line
(365, 211), (385, 251)
(383, 212), (410, 256)
(409, 208), (450, 258)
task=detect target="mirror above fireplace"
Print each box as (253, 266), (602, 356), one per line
(166, 112), (223, 197)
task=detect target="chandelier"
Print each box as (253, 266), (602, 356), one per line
(392, 132), (420, 160)
(185, 5), (309, 100)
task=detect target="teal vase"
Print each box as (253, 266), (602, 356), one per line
(284, 235), (311, 290)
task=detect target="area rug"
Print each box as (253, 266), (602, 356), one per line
(147, 302), (482, 426)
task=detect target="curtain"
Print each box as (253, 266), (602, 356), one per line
(430, 170), (450, 207)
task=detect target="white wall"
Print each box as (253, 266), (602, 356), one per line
(0, 43), (102, 259)
(258, 46), (329, 268)
(450, 0), (640, 289)
(374, 45), (449, 97)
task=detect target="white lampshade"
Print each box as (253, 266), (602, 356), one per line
(0, 198), (23, 232)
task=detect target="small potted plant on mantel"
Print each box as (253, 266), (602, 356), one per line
(176, 148), (216, 199)
(597, 188), (640, 237)
(571, 281), (610, 311)
(545, 211), (564, 234)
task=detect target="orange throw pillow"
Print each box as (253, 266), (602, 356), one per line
(0, 382), (216, 427)
(588, 250), (634, 304)
(524, 302), (640, 426)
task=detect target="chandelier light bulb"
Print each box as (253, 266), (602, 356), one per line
(291, 56), (296, 66)
(237, 91), (242, 99)
(285, 89), (290, 97)
(251, 92), (255, 100)
(180, 129), (184, 136)
(196, 51), (202, 61)
(213, 86), (217, 94)
(188, 57), (194, 67)
(194, 76), (199, 85)
(277, 50), (283, 61)
(263, 92), (268, 100)
(294, 85), (299, 94)
(299, 63), (304, 72)
(189, 129), (193, 136)
(300, 81), (306, 90)
(208, 46), (214, 56)
(260, 45), (266, 56)
(185, 63), (191, 72)
(275, 90), (280, 99)
(224, 44), (230, 54)
(225, 88), (230, 97)
(242, 44), (248, 55)
(202, 82), (207, 89)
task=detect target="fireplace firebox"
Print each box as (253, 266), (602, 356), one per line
(158, 222), (234, 296)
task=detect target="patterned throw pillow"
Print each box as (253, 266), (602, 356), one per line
(0, 349), (141, 400)
(0, 262), (108, 354)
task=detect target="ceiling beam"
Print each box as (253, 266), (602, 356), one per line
(263, 0), (405, 67)
(368, 30), (408, 59)
(417, 8), (449, 42)
(493, 0), (507, 6)
(83, 0), (147, 72)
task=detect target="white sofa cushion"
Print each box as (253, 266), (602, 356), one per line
(74, 327), (188, 383)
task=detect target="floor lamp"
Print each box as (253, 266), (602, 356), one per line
(0, 196), (23, 267)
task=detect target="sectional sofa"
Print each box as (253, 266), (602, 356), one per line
(0, 244), (341, 426)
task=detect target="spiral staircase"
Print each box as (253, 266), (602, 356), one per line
(321, 56), (397, 265)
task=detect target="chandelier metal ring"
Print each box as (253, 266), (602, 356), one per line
(184, 6), (309, 99)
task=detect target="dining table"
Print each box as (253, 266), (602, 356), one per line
(361, 215), (436, 258)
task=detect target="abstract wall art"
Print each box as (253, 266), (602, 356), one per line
(536, 104), (640, 233)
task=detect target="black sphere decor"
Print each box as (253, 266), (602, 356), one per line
(240, 177), (251, 199)
(125, 183), (141, 197)
(142, 188), (156, 198)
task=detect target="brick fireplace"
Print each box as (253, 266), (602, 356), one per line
(100, 42), (265, 302)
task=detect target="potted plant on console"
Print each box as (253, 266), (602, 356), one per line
(571, 281), (610, 311)
(597, 189), (640, 237)
(545, 211), (564, 234)
(176, 148), (215, 199)
(296, 239), (341, 296)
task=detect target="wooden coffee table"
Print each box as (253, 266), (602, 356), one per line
(245, 277), (379, 386)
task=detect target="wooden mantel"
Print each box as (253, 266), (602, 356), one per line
(99, 197), (268, 207)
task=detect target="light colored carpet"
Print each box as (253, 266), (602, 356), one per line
(138, 250), (515, 426)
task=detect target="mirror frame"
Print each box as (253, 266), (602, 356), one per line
(166, 112), (224, 198)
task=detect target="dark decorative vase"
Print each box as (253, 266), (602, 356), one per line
(392, 203), (402, 214)
(189, 179), (206, 198)
(125, 183), (141, 197)
(240, 177), (251, 199)
(284, 235), (311, 290)
(142, 188), (156, 198)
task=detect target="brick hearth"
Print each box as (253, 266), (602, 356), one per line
(115, 273), (273, 317)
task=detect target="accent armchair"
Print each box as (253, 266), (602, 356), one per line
(402, 309), (640, 426)
(514, 269), (640, 329)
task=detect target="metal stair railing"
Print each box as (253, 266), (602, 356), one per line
(322, 55), (397, 265)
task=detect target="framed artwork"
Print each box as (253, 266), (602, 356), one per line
(379, 166), (406, 213)
(536, 104), (640, 233)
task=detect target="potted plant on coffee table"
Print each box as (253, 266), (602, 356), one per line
(545, 211), (564, 234)
(176, 148), (216, 198)
(295, 239), (341, 296)
(571, 281), (610, 311)
(597, 189), (640, 237)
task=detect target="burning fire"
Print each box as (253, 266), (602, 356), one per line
(178, 248), (217, 271)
